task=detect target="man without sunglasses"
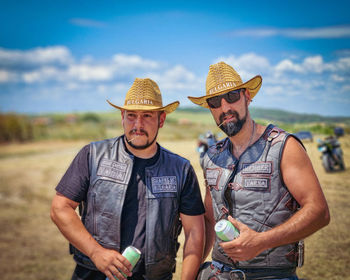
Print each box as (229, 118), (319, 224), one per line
(51, 78), (205, 280)
(188, 62), (330, 280)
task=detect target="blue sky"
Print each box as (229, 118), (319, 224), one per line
(1, 0), (350, 116)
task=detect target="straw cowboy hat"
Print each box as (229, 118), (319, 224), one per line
(188, 61), (262, 108)
(107, 78), (179, 114)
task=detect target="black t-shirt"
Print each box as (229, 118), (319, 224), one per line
(120, 142), (159, 275)
(55, 137), (205, 277)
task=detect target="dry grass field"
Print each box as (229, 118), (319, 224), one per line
(0, 135), (349, 280)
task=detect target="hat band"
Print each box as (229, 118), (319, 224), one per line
(124, 98), (162, 107)
(207, 81), (239, 95)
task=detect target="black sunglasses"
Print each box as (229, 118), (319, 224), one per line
(206, 89), (245, 109)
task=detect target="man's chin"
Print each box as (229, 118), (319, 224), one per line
(129, 144), (151, 150)
(125, 131), (158, 150)
(220, 121), (242, 137)
(127, 140), (150, 150)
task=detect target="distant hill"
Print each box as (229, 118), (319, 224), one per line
(178, 106), (350, 124)
(2, 107), (349, 143)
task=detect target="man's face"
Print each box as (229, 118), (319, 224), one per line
(122, 110), (166, 150)
(209, 90), (249, 137)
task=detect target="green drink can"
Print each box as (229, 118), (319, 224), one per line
(215, 219), (240, 241)
(110, 246), (141, 280)
(122, 246), (141, 268)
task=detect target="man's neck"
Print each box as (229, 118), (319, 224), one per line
(124, 138), (158, 159)
(229, 117), (256, 158)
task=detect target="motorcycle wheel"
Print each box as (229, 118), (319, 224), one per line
(322, 154), (333, 172)
(334, 148), (345, 171)
(339, 158), (346, 171)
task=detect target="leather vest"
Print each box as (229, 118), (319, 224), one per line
(201, 125), (301, 269)
(72, 136), (190, 280)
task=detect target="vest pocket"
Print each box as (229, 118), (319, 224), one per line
(89, 179), (126, 248)
(96, 212), (118, 247)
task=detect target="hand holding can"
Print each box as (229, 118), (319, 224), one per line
(122, 246), (141, 268)
(108, 246), (141, 280)
(215, 219), (240, 241)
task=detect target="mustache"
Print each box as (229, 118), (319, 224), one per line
(129, 128), (149, 137)
(126, 129), (149, 143)
(218, 110), (239, 126)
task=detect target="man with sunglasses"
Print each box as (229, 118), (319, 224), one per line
(188, 62), (330, 280)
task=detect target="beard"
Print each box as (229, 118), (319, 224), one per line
(125, 129), (158, 150)
(218, 108), (248, 137)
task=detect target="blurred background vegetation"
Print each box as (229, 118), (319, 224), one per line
(1, 107), (350, 143)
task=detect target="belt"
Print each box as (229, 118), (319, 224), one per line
(212, 260), (296, 280)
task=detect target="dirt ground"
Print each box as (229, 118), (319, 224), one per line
(0, 136), (349, 280)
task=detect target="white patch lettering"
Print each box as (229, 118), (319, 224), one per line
(97, 159), (128, 182)
(242, 162), (272, 174)
(151, 176), (177, 193)
(243, 178), (270, 191)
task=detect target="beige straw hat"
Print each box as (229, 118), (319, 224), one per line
(188, 61), (262, 108)
(107, 78), (179, 114)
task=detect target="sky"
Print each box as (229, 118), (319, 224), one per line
(1, 0), (350, 116)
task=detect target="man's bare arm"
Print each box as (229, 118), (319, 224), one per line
(50, 193), (131, 279)
(203, 187), (216, 261)
(220, 137), (330, 261)
(180, 213), (205, 280)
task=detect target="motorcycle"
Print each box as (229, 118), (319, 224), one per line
(197, 131), (217, 157)
(317, 136), (345, 172)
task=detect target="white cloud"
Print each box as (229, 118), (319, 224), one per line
(22, 71), (42, 84)
(334, 56), (350, 71)
(302, 56), (325, 73)
(148, 65), (202, 91)
(331, 74), (345, 82)
(215, 53), (271, 79)
(215, 52), (350, 110)
(0, 48), (162, 84)
(283, 25), (350, 39)
(275, 59), (303, 74)
(67, 64), (114, 82)
(0, 70), (17, 83)
(112, 54), (160, 71)
(69, 18), (108, 28)
(275, 55), (335, 74)
(22, 66), (62, 83)
(228, 25), (350, 39)
(0, 46), (73, 68)
(1, 45), (350, 115)
(162, 65), (196, 83)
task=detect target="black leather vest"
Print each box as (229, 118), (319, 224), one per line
(201, 125), (301, 269)
(72, 136), (191, 279)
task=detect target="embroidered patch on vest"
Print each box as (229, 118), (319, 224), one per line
(243, 177), (270, 191)
(97, 159), (128, 182)
(151, 176), (177, 193)
(241, 162), (272, 174)
(205, 168), (221, 190)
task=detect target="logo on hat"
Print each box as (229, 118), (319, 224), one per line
(107, 78), (179, 114)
